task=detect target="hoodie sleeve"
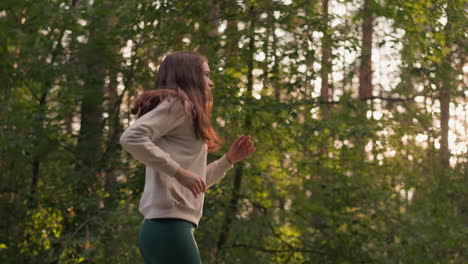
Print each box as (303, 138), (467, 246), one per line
(119, 98), (186, 177)
(206, 154), (234, 188)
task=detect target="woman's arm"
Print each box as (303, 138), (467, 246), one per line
(205, 154), (234, 188)
(119, 98), (185, 177)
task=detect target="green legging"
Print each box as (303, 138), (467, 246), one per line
(138, 218), (202, 264)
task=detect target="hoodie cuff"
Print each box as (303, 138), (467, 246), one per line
(220, 154), (234, 170)
(165, 159), (182, 177)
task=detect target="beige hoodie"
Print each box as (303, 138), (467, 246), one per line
(119, 96), (233, 228)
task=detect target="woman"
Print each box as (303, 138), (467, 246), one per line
(119, 51), (255, 264)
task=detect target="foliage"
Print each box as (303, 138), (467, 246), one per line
(0, 0), (466, 263)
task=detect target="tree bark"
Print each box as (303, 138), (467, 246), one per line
(356, 0), (374, 161)
(76, 1), (115, 172)
(320, 0), (331, 119)
(438, 0), (455, 193)
(359, 0), (373, 100)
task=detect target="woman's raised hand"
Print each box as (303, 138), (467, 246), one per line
(174, 167), (206, 198)
(226, 135), (256, 165)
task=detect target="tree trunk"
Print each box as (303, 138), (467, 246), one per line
(318, 0), (332, 169)
(359, 0), (373, 101)
(356, 0), (374, 161)
(320, 0), (331, 119)
(438, 0), (455, 194)
(73, 0), (116, 254)
(76, 1), (115, 172)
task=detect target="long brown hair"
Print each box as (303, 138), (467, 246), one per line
(130, 51), (223, 152)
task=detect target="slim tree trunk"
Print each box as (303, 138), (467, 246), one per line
(359, 0), (373, 100)
(438, 0), (455, 193)
(103, 70), (119, 191)
(320, 0), (331, 119)
(73, 0), (116, 253)
(76, 1), (115, 171)
(318, 0), (332, 165)
(356, 0), (374, 161)
(439, 72), (450, 168)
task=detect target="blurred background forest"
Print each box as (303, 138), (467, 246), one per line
(0, 0), (466, 263)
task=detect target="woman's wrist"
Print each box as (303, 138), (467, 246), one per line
(174, 167), (185, 180)
(225, 153), (234, 165)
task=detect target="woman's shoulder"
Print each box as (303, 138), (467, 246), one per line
(163, 95), (193, 119)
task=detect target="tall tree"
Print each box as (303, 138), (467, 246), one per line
(359, 0), (373, 101)
(320, 0), (332, 119)
(75, 1), (115, 171)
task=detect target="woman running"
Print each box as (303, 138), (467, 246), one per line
(119, 51), (255, 264)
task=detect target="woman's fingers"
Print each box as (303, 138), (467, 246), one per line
(230, 135), (255, 161)
(243, 139), (253, 150)
(239, 136), (249, 145)
(200, 179), (206, 192)
(242, 136), (252, 146)
(234, 135), (254, 152)
(250, 146), (256, 154)
(192, 178), (206, 198)
(196, 182), (203, 193)
(239, 137), (249, 149)
(176, 169), (207, 198)
(234, 136), (253, 156)
(236, 136), (245, 147)
(196, 182), (203, 194)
